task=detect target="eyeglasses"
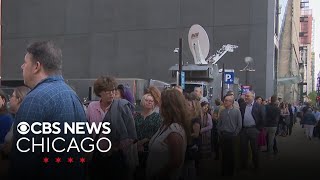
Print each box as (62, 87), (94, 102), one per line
(105, 89), (116, 95)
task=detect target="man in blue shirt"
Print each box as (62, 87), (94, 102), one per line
(10, 41), (88, 180)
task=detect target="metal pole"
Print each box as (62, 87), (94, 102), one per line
(221, 63), (225, 100)
(245, 70), (248, 85)
(178, 38), (182, 86)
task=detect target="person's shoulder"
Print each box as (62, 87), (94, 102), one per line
(254, 102), (264, 109)
(169, 123), (185, 135)
(0, 113), (14, 121)
(151, 111), (161, 117)
(239, 102), (246, 108)
(115, 98), (129, 106)
(133, 111), (142, 118)
(220, 108), (227, 113)
(22, 90), (45, 105)
(87, 101), (99, 109)
(233, 108), (241, 113)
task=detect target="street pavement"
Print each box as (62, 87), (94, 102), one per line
(198, 122), (320, 179)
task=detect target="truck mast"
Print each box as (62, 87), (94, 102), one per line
(169, 24), (238, 102)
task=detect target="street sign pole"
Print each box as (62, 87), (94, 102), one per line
(221, 63), (225, 101)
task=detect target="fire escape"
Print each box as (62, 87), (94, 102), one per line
(298, 0), (311, 102)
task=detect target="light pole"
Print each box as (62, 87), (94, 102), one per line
(173, 38), (183, 87)
(240, 56), (255, 86)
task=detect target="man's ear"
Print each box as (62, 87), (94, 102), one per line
(33, 61), (41, 73)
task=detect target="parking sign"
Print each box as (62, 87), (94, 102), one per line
(224, 70), (234, 84)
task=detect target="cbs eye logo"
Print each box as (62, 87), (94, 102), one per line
(17, 122), (30, 135)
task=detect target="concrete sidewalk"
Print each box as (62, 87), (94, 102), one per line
(198, 122), (320, 179)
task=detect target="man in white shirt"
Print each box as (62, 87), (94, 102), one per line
(239, 91), (265, 171)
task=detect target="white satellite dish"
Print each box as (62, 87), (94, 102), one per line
(188, 24), (209, 65)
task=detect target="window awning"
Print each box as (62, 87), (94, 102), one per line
(277, 76), (301, 85)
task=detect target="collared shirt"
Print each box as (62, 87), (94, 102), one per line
(314, 111), (320, 122)
(86, 100), (111, 125)
(11, 75), (88, 179)
(243, 102), (256, 127)
(86, 100), (112, 139)
(134, 112), (161, 140)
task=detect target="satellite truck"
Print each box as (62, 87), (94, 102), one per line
(169, 24), (239, 102)
(0, 78), (170, 108)
(64, 78), (170, 106)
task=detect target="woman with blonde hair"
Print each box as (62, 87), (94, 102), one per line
(135, 93), (161, 148)
(146, 89), (190, 180)
(146, 86), (161, 113)
(1, 86), (30, 153)
(182, 93), (202, 179)
(134, 93), (161, 179)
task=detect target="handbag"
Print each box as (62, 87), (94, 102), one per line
(257, 128), (267, 148)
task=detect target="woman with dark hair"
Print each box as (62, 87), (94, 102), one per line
(115, 84), (135, 113)
(199, 100), (213, 158)
(211, 98), (222, 160)
(0, 90), (13, 147)
(146, 89), (190, 180)
(279, 102), (290, 136)
(287, 103), (294, 136)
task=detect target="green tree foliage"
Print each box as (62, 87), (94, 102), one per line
(308, 91), (317, 106)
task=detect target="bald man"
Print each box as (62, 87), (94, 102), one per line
(239, 91), (265, 171)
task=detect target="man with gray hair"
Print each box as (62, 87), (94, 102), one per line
(239, 91), (265, 171)
(10, 41), (88, 179)
(217, 94), (242, 176)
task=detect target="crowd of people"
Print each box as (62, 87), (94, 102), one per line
(0, 40), (320, 180)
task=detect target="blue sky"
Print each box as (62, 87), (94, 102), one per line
(310, 0), (320, 85)
(279, 0), (320, 87)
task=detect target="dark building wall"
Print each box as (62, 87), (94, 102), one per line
(1, 0), (275, 98)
